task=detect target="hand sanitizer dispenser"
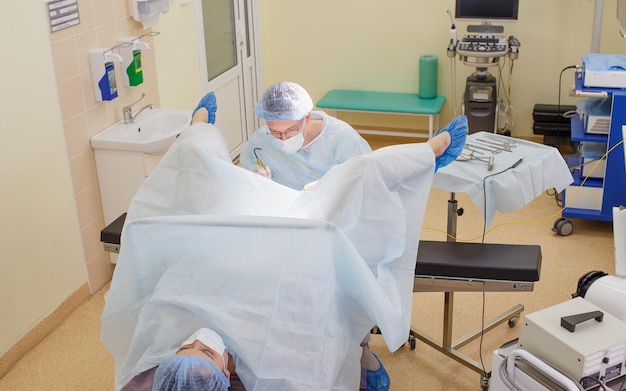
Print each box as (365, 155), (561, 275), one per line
(89, 49), (123, 101)
(118, 37), (150, 87)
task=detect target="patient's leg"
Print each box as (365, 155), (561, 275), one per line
(191, 107), (209, 124)
(427, 131), (451, 157)
(360, 338), (390, 391)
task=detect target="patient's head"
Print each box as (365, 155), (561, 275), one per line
(152, 355), (229, 391)
(152, 328), (230, 391)
(177, 328), (229, 372)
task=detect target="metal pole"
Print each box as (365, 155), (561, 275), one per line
(591, 0), (604, 53)
(447, 192), (458, 242)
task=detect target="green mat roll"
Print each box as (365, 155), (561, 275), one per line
(419, 54), (438, 99)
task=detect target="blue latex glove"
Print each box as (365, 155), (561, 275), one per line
(192, 91), (217, 124)
(434, 115), (468, 171)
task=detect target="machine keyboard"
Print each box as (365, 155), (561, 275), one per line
(456, 34), (508, 57)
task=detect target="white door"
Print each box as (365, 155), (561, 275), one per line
(195, 0), (260, 159)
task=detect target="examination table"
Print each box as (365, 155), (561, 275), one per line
(100, 124), (561, 390)
(101, 220), (542, 388)
(101, 122), (439, 390)
(412, 240), (541, 380)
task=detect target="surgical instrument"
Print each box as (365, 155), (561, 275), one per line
(466, 142), (502, 154)
(458, 147), (495, 170)
(475, 138), (514, 152)
(253, 147), (266, 168)
(477, 138), (516, 149)
(484, 134), (517, 146)
(479, 137), (517, 149)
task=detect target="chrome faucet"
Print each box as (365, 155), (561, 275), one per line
(122, 93), (154, 124)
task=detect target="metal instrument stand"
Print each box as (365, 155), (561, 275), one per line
(409, 192), (525, 391)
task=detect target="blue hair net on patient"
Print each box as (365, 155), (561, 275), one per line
(152, 356), (229, 391)
(254, 81), (313, 121)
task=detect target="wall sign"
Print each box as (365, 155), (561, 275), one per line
(48, 0), (80, 33)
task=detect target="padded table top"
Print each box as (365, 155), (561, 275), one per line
(316, 89), (446, 115)
(101, 213), (126, 245)
(416, 240), (541, 282)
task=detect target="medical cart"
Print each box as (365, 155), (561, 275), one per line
(554, 74), (626, 236)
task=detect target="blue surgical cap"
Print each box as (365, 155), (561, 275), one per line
(254, 81), (313, 121)
(152, 356), (229, 391)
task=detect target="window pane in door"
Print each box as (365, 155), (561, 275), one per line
(202, 0), (237, 81)
(243, 0), (251, 57)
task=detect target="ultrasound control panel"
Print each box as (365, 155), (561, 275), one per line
(456, 34), (508, 57)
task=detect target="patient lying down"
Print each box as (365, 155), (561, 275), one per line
(121, 327), (244, 391)
(102, 105), (467, 390)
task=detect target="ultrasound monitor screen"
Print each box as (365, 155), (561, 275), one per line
(455, 0), (519, 21)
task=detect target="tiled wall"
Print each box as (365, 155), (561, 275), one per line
(49, 0), (161, 293)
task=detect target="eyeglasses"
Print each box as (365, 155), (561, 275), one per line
(267, 119), (304, 138)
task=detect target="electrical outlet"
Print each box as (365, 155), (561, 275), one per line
(569, 84), (576, 96)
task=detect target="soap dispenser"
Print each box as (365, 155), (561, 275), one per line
(89, 49), (123, 101)
(118, 37), (150, 87)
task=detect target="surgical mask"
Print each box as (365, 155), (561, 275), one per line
(274, 130), (304, 154)
(181, 328), (229, 384)
(182, 328), (226, 355)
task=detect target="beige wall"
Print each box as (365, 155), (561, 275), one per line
(0, 2), (87, 358)
(0, 0), (169, 365)
(49, 0), (162, 294)
(257, 0), (625, 136)
(152, 2), (203, 110)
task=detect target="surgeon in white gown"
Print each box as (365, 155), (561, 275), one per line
(101, 107), (466, 391)
(240, 82), (372, 191)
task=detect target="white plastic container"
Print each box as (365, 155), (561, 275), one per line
(128, 0), (169, 27)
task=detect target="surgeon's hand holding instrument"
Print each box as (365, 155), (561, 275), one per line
(303, 180), (318, 191)
(253, 147), (271, 179)
(253, 164), (271, 178)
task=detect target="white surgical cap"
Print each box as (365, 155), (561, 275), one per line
(253, 81), (313, 121)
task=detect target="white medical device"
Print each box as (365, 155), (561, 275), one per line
(616, 206), (626, 278)
(517, 297), (626, 389)
(492, 272), (626, 390)
(582, 53), (626, 89)
(574, 271), (626, 322)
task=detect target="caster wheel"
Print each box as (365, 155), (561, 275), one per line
(481, 375), (490, 391)
(408, 335), (416, 350)
(552, 218), (573, 236)
(553, 217), (566, 229)
(508, 314), (520, 328)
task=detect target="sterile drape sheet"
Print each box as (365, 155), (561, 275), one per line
(101, 123), (436, 391)
(433, 131), (573, 227)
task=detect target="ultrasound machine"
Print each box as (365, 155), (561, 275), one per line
(448, 0), (521, 134)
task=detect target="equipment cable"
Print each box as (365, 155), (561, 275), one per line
(555, 65), (579, 154)
(498, 353), (586, 391)
(480, 158), (523, 243)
